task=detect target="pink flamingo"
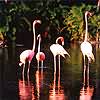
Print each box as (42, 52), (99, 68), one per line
(36, 34), (45, 71)
(19, 20), (41, 78)
(50, 42), (70, 74)
(80, 11), (95, 86)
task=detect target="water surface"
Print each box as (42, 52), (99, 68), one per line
(0, 43), (100, 100)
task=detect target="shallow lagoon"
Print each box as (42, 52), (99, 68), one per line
(0, 42), (100, 100)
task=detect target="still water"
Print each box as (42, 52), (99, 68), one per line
(0, 42), (100, 100)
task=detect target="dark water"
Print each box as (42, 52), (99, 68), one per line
(0, 42), (100, 100)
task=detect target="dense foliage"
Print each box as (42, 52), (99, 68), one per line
(0, 0), (99, 43)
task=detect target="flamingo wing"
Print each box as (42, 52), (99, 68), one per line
(81, 41), (94, 61)
(19, 50), (33, 66)
(50, 44), (70, 57)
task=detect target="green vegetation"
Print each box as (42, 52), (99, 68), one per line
(0, 1), (99, 43)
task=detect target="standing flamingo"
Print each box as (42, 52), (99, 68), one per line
(56, 36), (64, 87)
(19, 20), (41, 78)
(80, 11), (95, 86)
(36, 34), (45, 71)
(50, 43), (70, 73)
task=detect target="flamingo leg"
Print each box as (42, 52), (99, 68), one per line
(53, 70), (56, 94)
(58, 55), (61, 89)
(41, 61), (43, 73)
(41, 61), (44, 87)
(83, 55), (86, 86)
(53, 55), (56, 93)
(87, 60), (89, 86)
(37, 60), (39, 71)
(27, 61), (31, 78)
(22, 64), (25, 80)
(54, 56), (56, 73)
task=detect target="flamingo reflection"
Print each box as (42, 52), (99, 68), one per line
(79, 62), (94, 100)
(35, 70), (44, 100)
(80, 86), (94, 100)
(79, 60), (94, 100)
(49, 70), (65, 100)
(80, 63), (94, 100)
(19, 79), (35, 100)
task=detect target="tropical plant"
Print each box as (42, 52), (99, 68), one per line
(63, 3), (96, 41)
(0, 1), (98, 42)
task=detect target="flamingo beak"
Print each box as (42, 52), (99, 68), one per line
(88, 12), (93, 17)
(37, 20), (41, 24)
(62, 41), (64, 46)
(19, 62), (23, 66)
(37, 34), (41, 40)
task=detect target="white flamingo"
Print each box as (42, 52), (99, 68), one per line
(50, 42), (70, 73)
(19, 20), (41, 78)
(80, 11), (95, 86)
(56, 36), (64, 87)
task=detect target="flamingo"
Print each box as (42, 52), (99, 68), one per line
(19, 20), (41, 78)
(50, 42), (70, 74)
(80, 11), (95, 86)
(56, 36), (64, 87)
(36, 34), (45, 71)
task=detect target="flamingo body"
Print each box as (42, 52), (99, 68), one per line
(50, 44), (70, 58)
(81, 41), (94, 62)
(36, 52), (45, 61)
(19, 50), (35, 66)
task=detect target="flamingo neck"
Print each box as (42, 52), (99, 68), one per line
(32, 24), (36, 51)
(97, 0), (100, 11)
(98, 0), (100, 7)
(84, 13), (88, 42)
(38, 36), (41, 53)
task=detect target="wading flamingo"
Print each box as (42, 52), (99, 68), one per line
(56, 36), (64, 87)
(50, 42), (70, 74)
(80, 11), (95, 86)
(36, 34), (45, 71)
(19, 20), (41, 78)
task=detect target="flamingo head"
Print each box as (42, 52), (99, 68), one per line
(37, 34), (41, 41)
(33, 20), (41, 26)
(85, 11), (93, 17)
(56, 37), (64, 46)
